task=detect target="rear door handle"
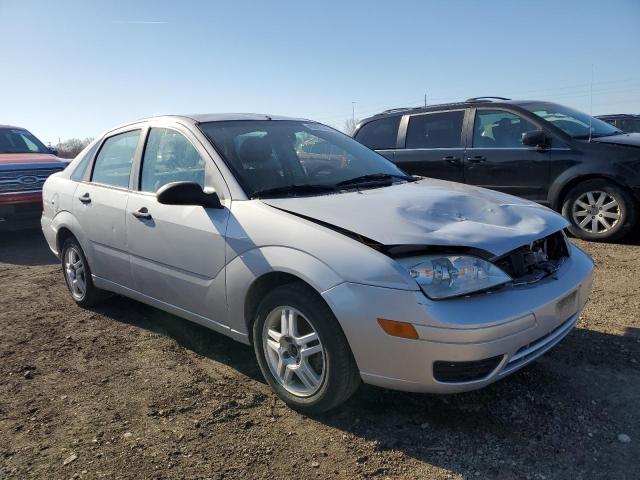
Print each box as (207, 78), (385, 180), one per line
(466, 155), (487, 163)
(443, 155), (462, 165)
(132, 207), (152, 220)
(79, 193), (91, 204)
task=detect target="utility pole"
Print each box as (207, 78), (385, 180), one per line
(424, 93), (427, 108)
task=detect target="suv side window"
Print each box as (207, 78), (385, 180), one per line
(405, 111), (465, 149)
(91, 130), (141, 188)
(473, 110), (535, 148)
(622, 118), (640, 133)
(355, 116), (401, 150)
(140, 128), (206, 193)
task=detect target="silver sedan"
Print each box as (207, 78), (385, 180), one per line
(41, 114), (593, 413)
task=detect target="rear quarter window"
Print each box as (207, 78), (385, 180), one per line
(70, 142), (99, 181)
(354, 116), (401, 150)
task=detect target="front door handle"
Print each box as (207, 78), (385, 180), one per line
(443, 155), (462, 165)
(466, 155), (487, 163)
(132, 207), (152, 220)
(79, 193), (91, 204)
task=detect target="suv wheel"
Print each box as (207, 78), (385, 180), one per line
(253, 282), (360, 414)
(61, 237), (107, 307)
(562, 179), (637, 241)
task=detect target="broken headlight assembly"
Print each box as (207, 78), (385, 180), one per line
(397, 255), (512, 300)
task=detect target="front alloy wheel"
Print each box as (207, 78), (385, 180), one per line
(263, 306), (326, 397)
(253, 282), (360, 414)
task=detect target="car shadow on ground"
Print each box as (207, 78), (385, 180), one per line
(93, 291), (639, 478)
(0, 229), (57, 266)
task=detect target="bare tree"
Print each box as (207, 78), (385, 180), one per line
(342, 118), (360, 136)
(55, 137), (94, 159)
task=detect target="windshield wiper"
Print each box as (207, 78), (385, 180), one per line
(251, 184), (337, 199)
(335, 173), (416, 187)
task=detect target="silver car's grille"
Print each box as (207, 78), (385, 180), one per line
(0, 167), (64, 194)
(500, 313), (578, 376)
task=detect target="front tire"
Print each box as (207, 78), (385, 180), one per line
(253, 282), (360, 414)
(61, 237), (107, 307)
(562, 179), (637, 241)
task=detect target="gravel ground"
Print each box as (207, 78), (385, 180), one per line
(0, 230), (638, 479)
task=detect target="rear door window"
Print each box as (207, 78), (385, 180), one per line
(91, 130), (141, 189)
(405, 111), (465, 149)
(355, 116), (401, 150)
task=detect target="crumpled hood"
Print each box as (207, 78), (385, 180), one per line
(591, 132), (640, 148)
(262, 179), (569, 257)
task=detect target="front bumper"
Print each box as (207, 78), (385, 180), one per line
(322, 244), (593, 393)
(0, 194), (43, 230)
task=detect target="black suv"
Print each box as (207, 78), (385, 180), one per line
(353, 97), (640, 241)
(596, 114), (640, 134)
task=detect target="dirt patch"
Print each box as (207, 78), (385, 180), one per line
(0, 230), (638, 479)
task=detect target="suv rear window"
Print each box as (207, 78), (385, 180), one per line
(355, 116), (400, 150)
(406, 111), (464, 149)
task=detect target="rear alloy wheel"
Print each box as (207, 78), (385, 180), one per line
(571, 191), (620, 235)
(61, 237), (108, 307)
(562, 179), (637, 241)
(253, 282), (360, 414)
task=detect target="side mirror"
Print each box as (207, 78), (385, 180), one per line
(522, 130), (549, 149)
(156, 181), (223, 209)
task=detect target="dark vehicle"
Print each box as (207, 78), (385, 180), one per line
(353, 98), (640, 241)
(597, 114), (640, 134)
(0, 125), (68, 230)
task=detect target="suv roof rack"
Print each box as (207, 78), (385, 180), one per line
(380, 107), (416, 114)
(465, 96), (511, 102)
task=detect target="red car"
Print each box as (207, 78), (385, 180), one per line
(0, 125), (69, 230)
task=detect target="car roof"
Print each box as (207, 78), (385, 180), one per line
(103, 113), (314, 135)
(0, 124), (27, 130)
(357, 98), (556, 125)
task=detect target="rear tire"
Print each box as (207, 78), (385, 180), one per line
(252, 282), (360, 414)
(61, 237), (107, 307)
(561, 179), (637, 241)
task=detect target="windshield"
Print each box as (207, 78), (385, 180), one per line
(0, 127), (49, 154)
(199, 120), (409, 197)
(520, 102), (622, 139)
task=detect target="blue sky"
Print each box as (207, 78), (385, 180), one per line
(1, 0), (639, 144)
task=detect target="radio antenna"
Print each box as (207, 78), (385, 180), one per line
(588, 64), (594, 142)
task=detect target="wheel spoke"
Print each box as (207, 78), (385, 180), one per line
(579, 216), (591, 228)
(602, 200), (618, 210)
(295, 360), (321, 390)
(280, 309), (289, 336)
(575, 199), (589, 210)
(294, 331), (318, 347)
(601, 211), (620, 219)
(266, 338), (280, 353)
(282, 364), (294, 385)
(586, 192), (596, 205)
(300, 343), (322, 358)
(574, 210), (589, 217)
(598, 217), (612, 230)
(591, 218), (598, 233)
(267, 328), (282, 342)
(595, 192), (606, 207)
